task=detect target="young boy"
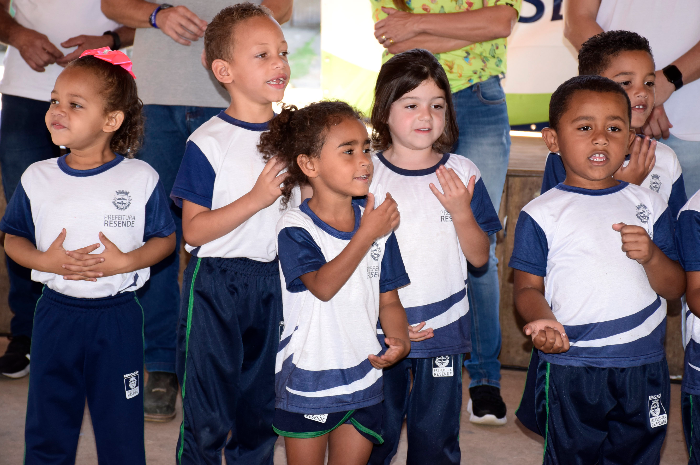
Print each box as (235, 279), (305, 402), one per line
(169, 4), (296, 463)
(511, 75), (685, 464)
(541, 30), (687, 220)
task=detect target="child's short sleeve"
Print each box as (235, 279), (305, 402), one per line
(144, 180), (176, 241)
(541, 153), (566, 195)
(676, 209), (700, 271)
(278, 227), (327, 292)
(379, 232), (410, 293)
(0, 182), (35, 245)
(668, 174), (687, 222)
(652, 207), (678, 262)
(170, 141), (216, 208)
(508, 211), (548, 276)
(471, 178), (502, 236)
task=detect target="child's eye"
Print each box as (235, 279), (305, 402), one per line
(50, 99), (58, 105)
(405, 104), (417, 110)
(608, 126), (621, 132)
(618, 81), (631, 87)
(645, 81), (655, 87)
(343, 148), (354, 155)
(578, 126), (592, 131)
(432, 104), (444, 110)
(280, 51), (289, 58)
(363, 147), (371, 154)
(70, 102), (82, 109)
(256, 52), (267, 58)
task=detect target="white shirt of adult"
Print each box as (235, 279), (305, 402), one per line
(0, 0), (119, 102)
(596, 0), (700, 141)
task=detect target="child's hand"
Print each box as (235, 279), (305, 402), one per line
(249, 157), (289, 210)
(358, 193), (400, 242)
(65, 232), (131, 278)
(408, 321), (434, 342)
(612, 222), (655, 264)
(523, 319), (569, 354)
(614, 136), (656, 185)
(429, 167), (475, 222)
(42, 229), (103, 281)
(369, 337), (410, 369)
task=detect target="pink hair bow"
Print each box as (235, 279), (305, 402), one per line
(79, 47), (136, 79)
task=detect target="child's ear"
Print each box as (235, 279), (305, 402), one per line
(628, 128), (637, 148)
(297, 154), (318, 179)
(103, 111), (125, 134)
(541, 127), (559, 153)
(211, 59), (234, 85)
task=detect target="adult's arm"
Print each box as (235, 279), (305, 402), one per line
(0, 0), (64, 72)
(562, 0), (602, 51)
(261, 0), (293, 25)
(56, 26), (135, 66)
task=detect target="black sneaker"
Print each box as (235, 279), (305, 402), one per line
(467, 385), (507, 425)
(144, 371), (178, 422)
(0, 335), (31, 379)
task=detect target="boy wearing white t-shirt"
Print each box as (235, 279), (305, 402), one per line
(511, 76), (685, 464)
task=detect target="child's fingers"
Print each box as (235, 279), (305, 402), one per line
(428, 183), (444, 202)
(62, 274), (98, 282)
(50, 228), (67, 248)
(65, 250), (105, 262)
(368, 353), (390, 369)
(466, 175), (476, 196)
(70, 243), (101, 255)
(98, 232), (116, 248)
(612, 222), (626, 232)
(410, 322), (427, 332)
(62, 268), (103, 277)
(364, 193), (376, 215)
(408, 328), (434, 342)
(62, 260), (105, 271)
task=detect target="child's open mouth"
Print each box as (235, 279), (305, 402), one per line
(266, 76), (287, 88)
(588, 153), (607, 163)
(354, 174), (370, 182)
(632, 104), (647, 113)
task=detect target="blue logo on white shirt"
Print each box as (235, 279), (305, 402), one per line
(649, 175), (661, 193)
(113, 190), (132, 211)
(636, 204), (651, 224)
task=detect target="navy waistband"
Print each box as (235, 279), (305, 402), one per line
(199, 256), (280, 276)
(41, 287), (137, 309)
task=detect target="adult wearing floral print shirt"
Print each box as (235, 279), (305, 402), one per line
(370, 0), (521, 428)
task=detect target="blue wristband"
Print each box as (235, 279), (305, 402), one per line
(149, 4), (173, 29)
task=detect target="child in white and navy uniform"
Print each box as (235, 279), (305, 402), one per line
(674, 193), (700, 463)
(511, 76), (685, 465)
(367, 50), (501, 465)
(0, 50), (176, 464)
(258, 101), (411, 465)
(541, 31), (687, 220)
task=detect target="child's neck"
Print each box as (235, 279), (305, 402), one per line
(65, 144), (116, 170)
(383, 144), (443, 171)
(563, 175), (619, 191)
(306, 188), (356, 233)
(225, 95), (275, 124)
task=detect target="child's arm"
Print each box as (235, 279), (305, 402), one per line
(613, 135), (656, 186)
(299, 194), (399, 302)
(513, 270), (570, 354)
(686, 272), (700, 318)
(612, 222), (686, 300)
(182, 157), (288, 247)
(429, 166), (489, 267)
(368, 289), (411, 368)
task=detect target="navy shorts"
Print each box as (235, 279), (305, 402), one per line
(273, 403), (384, 444)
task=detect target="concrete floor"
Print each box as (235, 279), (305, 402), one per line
(0, 337), (689, 464)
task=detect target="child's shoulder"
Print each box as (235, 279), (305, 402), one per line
(276, 205), (315, 233)
(654, 140), (682, 174)
(444, 152), (480, 176)
(188, 112), (268, 163)
(680, 189), (700, 215)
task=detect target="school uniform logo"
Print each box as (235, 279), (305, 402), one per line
(367, 242), (380, 278)
(124, 371), (140, 399)
(636, 204), (653, 239)
(440, 209), (453, 222)
(304, 414), (328, 424)
(649, 174), (662, 193)
(432, 355), (454, 377)
(648, 394), (667, 428)
(113, 190), (132, 211)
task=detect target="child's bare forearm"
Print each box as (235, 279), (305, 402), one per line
(4, 234), (47, 272)
(686, 272), (700, 318)
(378, 291), (410, 341)
(513, 270), (556, 323)
(299, 229), (375, 302)
(121, 233), (176, 274)
(453, 212), (490, 267)
(643, 247), (686, 300)
(182, 195), (261, 247)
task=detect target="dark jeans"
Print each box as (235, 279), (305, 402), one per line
(0, 94), (60, 338)
(136, 104), (224, 373)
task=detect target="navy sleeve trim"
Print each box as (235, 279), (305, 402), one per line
(675, 209), (700, 271)
(379, 232), (410, 293)
(277, 227), (327, 292)
(144, 180), (176, 241)
(471, 178), (502, 235)
(668, 175), (687, 222)
(541, 153), (566, 195)
(170, 141), (216, 209)
(508, 211), (548, 276)
(652, 207), (678, 262)
(0, 182), (36, 245)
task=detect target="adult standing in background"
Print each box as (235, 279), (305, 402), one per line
(368, 0), (521, 438)
(100, 0), (293, 422)
(565, 0), (700, 198)
(0, 0), (134, 379)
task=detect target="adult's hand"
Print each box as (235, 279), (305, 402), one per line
(642, 105), (673, 140)
(13, 28), (63, 72)
(653, 69), (676, 106)
(155, 5), (207, 46)
(56, 34), (114, 67)
(374, 7), (419, 46)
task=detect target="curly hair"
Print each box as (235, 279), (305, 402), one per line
(579, 30), (654, 76)
(549, 75), (631, 131)
(258, 101), (363, 208)
(66, 55), (144, 157)
(204, 2), (273, 69)
(371, 49), (457, 154)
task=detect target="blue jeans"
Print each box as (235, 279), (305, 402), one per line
(136, 104), (224, 373)
(664, 134), (700, 199)
(0, 94), (60, 338)
(452, 76), (510, 389)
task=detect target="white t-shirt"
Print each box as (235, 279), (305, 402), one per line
(369, 153), (502, 357)
(170, 111), (299, 260)
(509, 182), (677, 368)
(0, 155), (175, 298)
(0, 0), (120, 102)
(275, 200), (409, 414)
(596, 0), (700, 141)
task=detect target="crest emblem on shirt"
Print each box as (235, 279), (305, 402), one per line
(648, 394), (667, 428)
(370, 242), (381, 261)
(432, 355), (454, 377)
(123, 371), (139, 399)
(636, 204), (651, 224)
(649, 174), (661, 193)
(113, 190), (132, 211)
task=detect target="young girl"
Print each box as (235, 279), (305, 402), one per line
(0, 48), (176, 464)
(257, 101), (411, 465)
(367, 49), (502, 465)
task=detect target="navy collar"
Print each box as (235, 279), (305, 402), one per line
(58, 154), (124, 177)
(216, 111), (271, 131)
(299, 199), (362, 240)
(555, 181), (629, 196)
(376, 151), (450, 176)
